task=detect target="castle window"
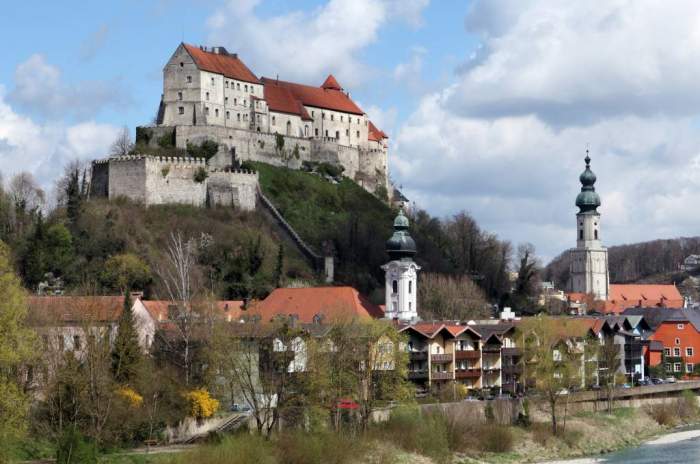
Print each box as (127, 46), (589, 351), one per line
(392, 280), (398, 294)
(205, 107), (210, 115)
(245, 84), (248, 92)
(346, 129), (349, 136)
(312, 111), (315, 117)
(322, 113), (325, 119)
(357, 118), (360, 124)
(331, 114), (334, 121)
(237, 83), (240, 90)
(206, 92), (210, 101)
(234, 98), (237, 105)
(594, 229), (598, 240)
(244, 99), (247, 107)
(315, 128), (319, 136)
(237, 113), (241, 121)
(335, 130), (339, 139)
(225, 97), (228, 104)
(341, 115), (344, 122)
(178, 106), (184, 115)
(178, 92), (183, 100)
(226, 111), (230, 119)
(180, 62), (184, 67)
(225, 81), (229, 88)
(257, 114), (261, 123)
(211, 77), (215, 85)
(356, 130), (360, 138)
(215, 108), (219, 117)
(579, 230), (583, 240)
(272, 116), (276, 126)
(187, 75), (192, 83)
(325, 130), (328, 137)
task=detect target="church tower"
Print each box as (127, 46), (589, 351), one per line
(569, 153), (609, 301)
(382, 209), (421, 321)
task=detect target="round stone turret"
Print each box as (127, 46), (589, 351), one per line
(386, 209), (416, 260)
(575, 154), (601, 213)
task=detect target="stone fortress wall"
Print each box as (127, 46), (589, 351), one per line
(142, 124), (387, 193)
(91, 155), (258, 211)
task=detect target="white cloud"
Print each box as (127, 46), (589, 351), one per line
(392, 0), (700, 261)
(0, 85), (119, 191)
(393, 46), (426, 83)
(80, 24), (110, 61)
(206, 0), (430, 87)
(10, 54), (128, 119)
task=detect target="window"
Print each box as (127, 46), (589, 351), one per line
(357, 118), (360, 124)
(356, 130), (360, 138)
(335, 130), (340, 139)
(257, 114), (261, 123)
(244, 99), (247, 107)
(180, 62), (184, 67)
(211, 77), (215, 85)
(244, 114), (248, 121)
(341, 115), (344, 122)
(237, 113), (241, 121)
(579, 229), (583, 240)
(178, 106), (184, 115)
(594, 229), (598, 240)
(237, 83), (240, 90)
(325, 130), (328, 137)
(272, 116), (276, 126)
(676, 338), (681, 346)
(225, 81), (229, 88)
(664, 347), (671, 356)
(187, 75), (192, 83)
(346, 129), (349, 136)
(244, 85), (248, 92)
(674, 363), (682, 372)
(315, 128), (319, 136)
(665, 363), (672, 372)
(409, 281), (412, 294)
(312, 110), (315, 117)
(392, 280), (398, 294)
(304, 126), (309, 136)
(687, 363), (695, 373)
(206, 92), (210, 101)
(322, 113), (326, 119)
(205, 107), (210, 115)
(215, 108), (219, 117)
(225, 97), (228, 104)
(409, 301), (412, 311)
(674, 347), (681, 357)
(331, 114), (334, 121)
(226, 111), (230, 120)
(687, 347), (694, 357)
(234, 98), (237, 105)
(73, 335), (81, 351)
(178, 91), (183, 100)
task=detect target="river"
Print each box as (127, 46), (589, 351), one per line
(544, 429), (700, 464)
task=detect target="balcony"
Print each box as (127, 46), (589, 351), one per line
(502, 364), (523, 375)
(456, 369), (481, 379)
(482, 365), (501, 373)
(409, 350), (428, 361)
(455, 350), (480, 360)
(482, 344), (501, 353)
(431, 371), (453, 381)
(407, 370), (428, 380)
(431, 353), (453, 363)
(502, 347), (521, 357)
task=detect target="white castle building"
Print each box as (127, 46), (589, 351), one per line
(569, 153), (610, 301)
(146, 43), (389, 194)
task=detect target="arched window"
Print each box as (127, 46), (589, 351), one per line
(579, 229), (583, 240)
(409, 281), (412, 294)
(286, 121), (291, 135)
(392, 280), (398, 294)
(594, 229), (598, 240)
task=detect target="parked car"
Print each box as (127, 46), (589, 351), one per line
(665, 376), (677, 384)
(230, 403), (251, 412)
(651, 377), (664, 385)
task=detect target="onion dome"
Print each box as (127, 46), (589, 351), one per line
(386, 209), (416, 260)
(575, 153), (601, 213)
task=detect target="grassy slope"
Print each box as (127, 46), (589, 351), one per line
(255, 162), (396, 296)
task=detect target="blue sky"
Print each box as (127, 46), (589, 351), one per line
(4, 0), (700, 263)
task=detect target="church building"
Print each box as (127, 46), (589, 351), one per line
(382, 209), (420, 321)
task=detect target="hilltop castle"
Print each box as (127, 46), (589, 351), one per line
(91, 43), (391, 210)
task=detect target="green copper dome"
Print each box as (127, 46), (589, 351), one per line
(575, 154), (601, 213)
(386, 209), (416, 259)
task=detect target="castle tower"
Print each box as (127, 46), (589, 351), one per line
(569, 153), (609, 301)
(382, 209), (421, 321)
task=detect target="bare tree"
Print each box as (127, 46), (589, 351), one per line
(8, 172), (45, 237)
(109, 126), (133, 158)
(418, 273), (490, 320)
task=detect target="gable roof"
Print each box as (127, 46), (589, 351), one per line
(260, 77), (364, 115)
(183, 44), (260, 84)
(321, 74), (342, 91)
(247, 286), (383, 324)
(604, 284), (684, 313)
(27, 296), (126, 325)
(368, 121), (388, 142)
(263, 82), (313, 120)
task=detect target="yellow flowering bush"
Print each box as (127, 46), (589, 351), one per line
(184, 388), (220, 419)
(116, 386), (144, 408)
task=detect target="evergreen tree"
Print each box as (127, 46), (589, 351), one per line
(21, 212), (47, 288)
(273, 244), (284, 288)
(111, 290), (142, 384)
(65, 168), (82, 226)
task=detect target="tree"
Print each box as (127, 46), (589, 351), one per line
(0, 240), (37, 455)
(9, 172), (44, 238)
(512, 243), (541, 312)
(597, 336), (622, 413)
(109, 126), (133, 157)
(273, 244), (284, 288)
(111, 291), (143, 384)
(418, 273), (489, 320)
(518, 316), (587, 435)
(101, 253), (152, 293)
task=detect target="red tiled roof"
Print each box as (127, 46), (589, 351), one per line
(263, 82), (313, 120)
(321, 74), (342, 91)
(260, 77), (364, 115)
(603, 284), (684, 314)
(247, 286), (383, 323)
(27, 296), (125, 325)
(400, 322), (480, 339)
(183, 44), (260, 84)
(368, 121), (388, 142)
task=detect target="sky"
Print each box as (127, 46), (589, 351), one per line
(2, 0), (700, 263)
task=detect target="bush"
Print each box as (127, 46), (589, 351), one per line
(183, 389), (220, 420)
(157, 130), (175, 148)
(316, 162), (344, 179)
(679, 390), (699, 420)
(277, 430), (362, 464)
(187, 139), (219, 160)
(194, 167), (209, 183)
(376, 406), (451, 463)
(172, 434), (276, 464)
(477, 424), (514, 453)
(646, 402), (677, 426)
(56, 427), (97, 464)
(239, 161), (257, 172)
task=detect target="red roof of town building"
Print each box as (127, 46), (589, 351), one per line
(603, 284), (684, 314)
(27, 296), (126, 325)
(368, 121), (388, 142)
(183, 44), (260, 84)
(260, 77), (364, 115)
(139, 300), (244, 322)
(248, 286), (383, 323)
